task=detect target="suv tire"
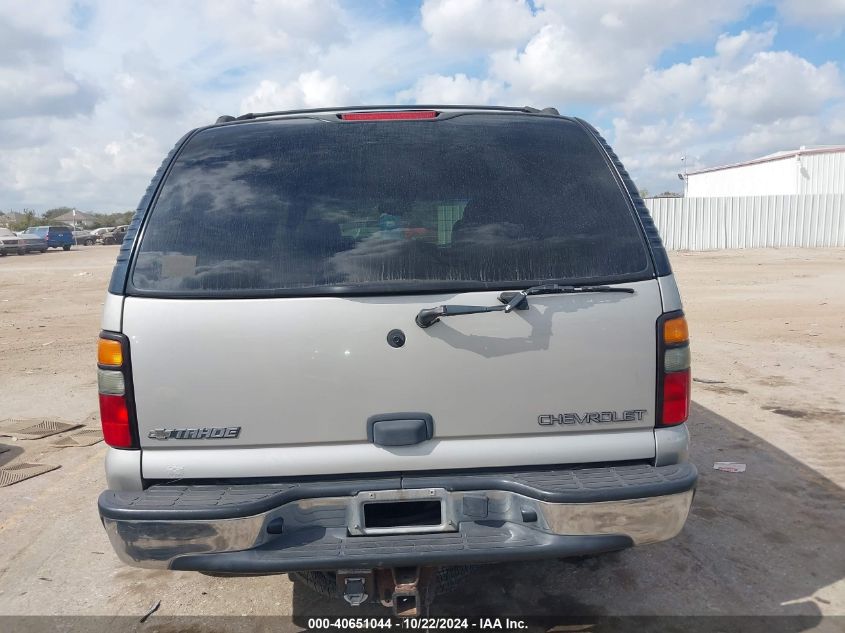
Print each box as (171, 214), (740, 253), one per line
(62, 244), (71, 251)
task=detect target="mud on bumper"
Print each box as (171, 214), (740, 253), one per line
(98, 463), (697, 574)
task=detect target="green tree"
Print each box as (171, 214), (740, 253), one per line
(88, 211), (134, 228)
(10, 210), (36, 232)
(43, 206), (75, 220)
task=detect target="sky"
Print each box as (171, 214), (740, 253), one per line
(2, 0), (844, 212)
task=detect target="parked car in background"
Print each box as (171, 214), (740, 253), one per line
(23, 226), (74, 250)
(0, 228), (47, 255)
(73, 230), (96, 246)
(101, 225), (128, 245)
(0, 228), (13, 256)
(91, 227), (114, 243)
(18, 231), (48, 253)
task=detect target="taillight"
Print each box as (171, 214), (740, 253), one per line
(340, 110), (437, 121)
(97, 333), (137, 448)
(662, 370), (690, 424)
(99, 394), (132, 447)
(658, 314), (690, 427)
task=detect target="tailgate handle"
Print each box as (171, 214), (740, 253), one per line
(367, 413), (434, 447)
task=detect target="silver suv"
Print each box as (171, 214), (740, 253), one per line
(96, 106), (695, 614)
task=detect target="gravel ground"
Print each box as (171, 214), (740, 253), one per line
(0, 245), (842, 627)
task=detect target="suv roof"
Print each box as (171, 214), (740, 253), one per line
(213, 104), (564, 125)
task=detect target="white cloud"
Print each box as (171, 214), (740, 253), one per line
(0, 120), (52, 150)
(831, 105), (845, 135)
(420, 0), (536, 51)
(622, 28), (841, 124)
(0, 0), (76, 41)
(491, 23), (652, 104)
(735, 115), (827, 155)
(622, 61), (708, 121)
(0, 64), (98, 119)
(536, 0), (757, 41)
(706, 51), (842, 123)
(203, 0), (348, 55)
(0, 3), (98, 119)
(1, 0), (844, 210)
(777, 0), (845, 31)
(240, 72), (351, 113)
(396, 73), (503, 104)
(114, 49), (193, 120)
(611, 27), (845, 192)
(613, 117), (703, 154)
(308, 23), (437, 101)
(713, 26), (776, 61)
(418, 0), (752, 108)
(487, 0), (757, 106)
(0, 125), (165, 210)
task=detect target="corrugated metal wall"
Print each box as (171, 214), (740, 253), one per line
(645, 195), (845, 250)
(686, 157), (798, 197)
(801, 152), (845, 194)
(685, 149), (844, 197)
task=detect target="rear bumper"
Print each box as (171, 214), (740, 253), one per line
(99, 463), (696, 573)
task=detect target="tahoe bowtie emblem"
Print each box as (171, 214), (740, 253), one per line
(148, 427), (241, 440)
(538, 410), (647, 426)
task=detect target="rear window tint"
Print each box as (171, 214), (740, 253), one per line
(131, 114), (651, 296)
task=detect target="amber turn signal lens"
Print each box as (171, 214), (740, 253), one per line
(98, 338), (123, 366)
(663, 316), (689, 345)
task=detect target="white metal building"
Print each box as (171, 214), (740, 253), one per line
(685, 146), (845, 197)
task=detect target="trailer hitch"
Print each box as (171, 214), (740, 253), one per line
(376, 567), (436, 617)
(337, 566), (437, 616)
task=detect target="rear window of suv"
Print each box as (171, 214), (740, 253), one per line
(131, 114), (652, 296)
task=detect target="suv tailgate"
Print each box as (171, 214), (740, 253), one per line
(125, 279), (662, 478)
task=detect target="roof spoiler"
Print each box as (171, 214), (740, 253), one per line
(214, 105), (561, 125)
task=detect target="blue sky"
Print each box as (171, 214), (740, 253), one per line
(1, 0), (844, 211)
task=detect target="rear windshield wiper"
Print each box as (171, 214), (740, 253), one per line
(415, 284), (635, 328)
(499, 284), (635, 312)
(415, 303), (506, 328)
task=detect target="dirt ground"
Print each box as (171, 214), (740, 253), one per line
(0, 246), (843, 626)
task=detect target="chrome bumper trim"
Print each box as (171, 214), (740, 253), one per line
(538, 489), (694, 545)
(102, 488), (694, 569)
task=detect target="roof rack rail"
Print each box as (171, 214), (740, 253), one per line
(212, 104), (562, 125)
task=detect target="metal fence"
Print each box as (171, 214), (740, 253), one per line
(645, 194), (845, 250)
